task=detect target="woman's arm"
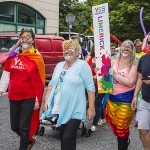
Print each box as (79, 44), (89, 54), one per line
(87, 91), (95, 109)
(112, 64), (138, 87)
(44, 85), (52, 112)
(80, 62), (96, 120)
(0, 70), (10, 95)
(131, 73), (142, 110)
(87, 90), (95, 120)
(133, 73), (142, 96)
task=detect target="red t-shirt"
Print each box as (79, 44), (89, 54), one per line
(87, 56), (98, 90)
(4, 56), (36, 100)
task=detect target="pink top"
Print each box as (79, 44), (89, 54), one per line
(112, 62), (134, 95)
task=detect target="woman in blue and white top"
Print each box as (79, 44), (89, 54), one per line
(41, 39), (95, 150)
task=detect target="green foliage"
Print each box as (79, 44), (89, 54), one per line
(59, 0), (150, 42)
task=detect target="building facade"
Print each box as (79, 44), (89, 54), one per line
(0, 0), (59, 34)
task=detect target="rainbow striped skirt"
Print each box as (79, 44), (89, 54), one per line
(105, 90), (135, 138)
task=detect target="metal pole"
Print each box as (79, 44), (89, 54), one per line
(69, 24), (70, 39)
(69, 24), (72, 39)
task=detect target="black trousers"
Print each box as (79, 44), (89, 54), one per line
(117, 137), (129, 150)
(59, 119), (81, 150)
(10, 99), (35, 150)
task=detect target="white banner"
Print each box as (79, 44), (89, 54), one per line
(92, 3), (113, 93)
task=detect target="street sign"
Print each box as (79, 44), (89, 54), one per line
(66, 14), (75, 39)
(66, 14), (75, 25)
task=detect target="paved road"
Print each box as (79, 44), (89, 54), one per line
(0, 91), (144, 150)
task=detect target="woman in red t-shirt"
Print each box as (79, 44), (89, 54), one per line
(0, 28), (45, 150)
(85, 44), (105, 132)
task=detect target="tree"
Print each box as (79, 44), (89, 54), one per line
(59, 0), (150, 41)
(59, 0), (74, 32)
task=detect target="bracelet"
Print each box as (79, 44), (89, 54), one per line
(133, 96), (137, 98)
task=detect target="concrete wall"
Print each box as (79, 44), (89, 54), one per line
(0, 0), (59, 34)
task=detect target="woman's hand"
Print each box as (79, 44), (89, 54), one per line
(142, 76), (150, 84)
(34, 100), (39, 110)
(93, 75), (97, 80)
(87, 108), (95, 120)
(142, 80), (150, 85)
(109, 68), (116, 77)
(95, 67), (99, 74)
(131, 97), (138, 111)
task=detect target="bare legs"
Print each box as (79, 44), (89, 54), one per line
(139, 130), (150, 150)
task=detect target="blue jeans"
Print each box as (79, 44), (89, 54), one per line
(92, 92), (105, 126)
(101, 108), (105, 119)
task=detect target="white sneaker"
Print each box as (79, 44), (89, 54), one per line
(98, 118), (106, 125)
(91, 125), (97, 132)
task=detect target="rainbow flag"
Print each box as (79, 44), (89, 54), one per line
(105, 90), (134, 138)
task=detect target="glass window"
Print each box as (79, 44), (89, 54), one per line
(37, 28), (44, 34)
(0, 2), (45, 34)
(0, 36), (19, 52)
(0, 23), (16, 33)
(0, 2), (15, 22)
(18, 25), (35, 33)
(18, 4), (35, 24)
(37, 14), (44, 26)
(79, 34), (86, 49)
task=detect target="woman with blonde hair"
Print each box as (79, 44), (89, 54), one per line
(42, 39), (95, 150)
(105, 40), (138, 150)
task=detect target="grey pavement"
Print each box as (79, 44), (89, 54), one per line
(0, 91), (144, 150)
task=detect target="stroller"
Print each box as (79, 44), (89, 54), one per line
(36, 117), (91, 137)
(36, 91), (91, 137)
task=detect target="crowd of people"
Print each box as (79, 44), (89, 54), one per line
(0, 28), (150, 150)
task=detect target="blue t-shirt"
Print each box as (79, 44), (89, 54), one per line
(137, 54), (150, 103)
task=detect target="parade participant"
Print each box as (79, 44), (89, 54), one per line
(110, 43), (117, 59)
(0, 39), (5, 48)
(142, 33), (150, 54)
(0, 28), (45, 150)
(133, 39), (145, 111)
(134, 39), (145, 60)
(131, 33), (150, 150)
(41, 39), (95, 150)
(71, 35), (88, 60)
(85, 44), (105, 131)
(105, 40), (138, 150)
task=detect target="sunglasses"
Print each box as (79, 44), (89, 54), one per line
(147, 41), (150, 45)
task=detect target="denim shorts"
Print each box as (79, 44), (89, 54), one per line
(136, 99), (150, 130)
